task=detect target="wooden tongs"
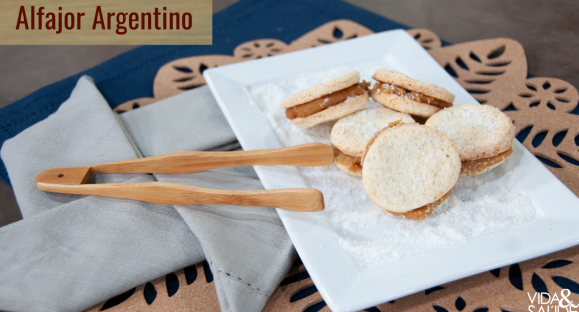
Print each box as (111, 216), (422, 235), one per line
(36, 143), (334, 212)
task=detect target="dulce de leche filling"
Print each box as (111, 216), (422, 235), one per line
(285, 82), (370, 120)
(461, 148), (513, 176)
(333, 146), (362, 175)
(387, 190), (452, 220)
(372, 82), (452, 109)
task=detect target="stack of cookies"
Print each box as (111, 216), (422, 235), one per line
(280, 70), (515, 220)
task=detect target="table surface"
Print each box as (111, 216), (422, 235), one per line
(1, 0), (577, 230)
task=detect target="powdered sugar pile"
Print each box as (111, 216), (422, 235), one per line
(248, 67), (537, 270)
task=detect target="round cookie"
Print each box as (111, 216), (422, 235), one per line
(370, 69), (455, 118)
(330, 107), (415, 176)
(362, 124), (460, 217)
(425, 104), (515, 177)
(281, 71), (369, 128)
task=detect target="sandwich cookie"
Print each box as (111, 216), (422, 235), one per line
(362, 123), (461, 220)
(370, 69), (455, 118)
(281, 71), (370, 128)
(330, 107), (415, 176)
(425, 104), (515, 177)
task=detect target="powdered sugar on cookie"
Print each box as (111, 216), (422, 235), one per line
(331, 107), (415, 158)
(426, 104), (515, 160)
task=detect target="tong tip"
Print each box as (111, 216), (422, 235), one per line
(36, 166), (92, 187)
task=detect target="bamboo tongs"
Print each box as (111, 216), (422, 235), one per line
(36, 143), (334, 212)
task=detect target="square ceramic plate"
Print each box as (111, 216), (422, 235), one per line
(204, 30), (579, 311)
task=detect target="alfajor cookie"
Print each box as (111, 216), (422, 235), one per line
(370, 69), (455, 118)
(425, 104), (516, 177)
(362, 123), (461, 220)
(281, 71), (370, 128)
(330, 107), (415, 176)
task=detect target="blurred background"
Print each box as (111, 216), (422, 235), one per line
(1, 0), (577, 226)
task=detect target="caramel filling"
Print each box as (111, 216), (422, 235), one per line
(387, 189), (452, 220)
(285, 82), (370, 120)
(372, 82), (452, 109)
(460, 148), (513, 176)
(333, 146), (362, 175)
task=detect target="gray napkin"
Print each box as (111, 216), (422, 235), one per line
(0, 76), (295, 312)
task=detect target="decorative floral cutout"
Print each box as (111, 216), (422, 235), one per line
(504, 77), (579, 191)
(407, 28), (442, 51)
(233, 39), (288, 59)
(514, 77), (577, 112)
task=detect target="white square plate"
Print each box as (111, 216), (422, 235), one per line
(204, 30), (579, 311)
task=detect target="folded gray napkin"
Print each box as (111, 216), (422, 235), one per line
(0, 76), (295, 312)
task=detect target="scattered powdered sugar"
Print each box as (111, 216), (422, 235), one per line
(331, 173), (536, 269)
(248, 66), (537, 271)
